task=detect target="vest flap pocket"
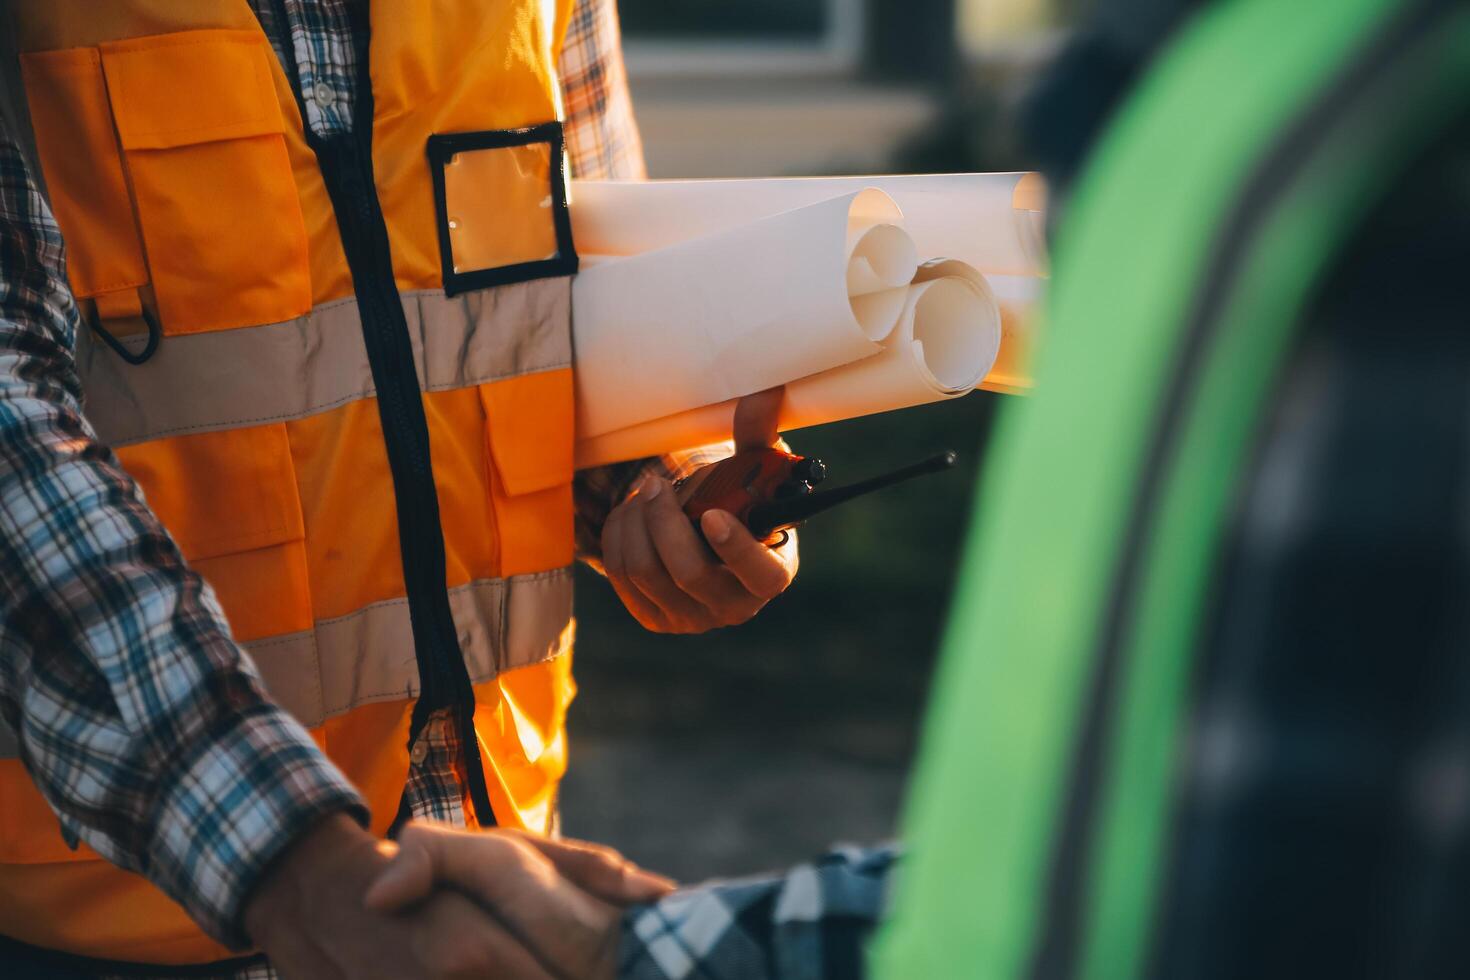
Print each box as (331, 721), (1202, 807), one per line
(479, 369), (574, 496)
(115, 423), (304, 562)
(100, 30), (284, 149)
(19, 48), (148, 299)
(96, 30), (311, 335)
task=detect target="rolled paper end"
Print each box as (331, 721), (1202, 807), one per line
(913, 257), (1002, 295)
(850, 285), (910, 344)
(847, 221), (921, 342)
(847, 222), (921, 295)
(846, 186), (905, 232)
(908, 276), (1002, 392)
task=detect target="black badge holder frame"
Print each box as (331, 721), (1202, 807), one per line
(426, 121), (578, 297)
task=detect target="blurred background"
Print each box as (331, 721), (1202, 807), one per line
(560, 0), (1081, 880)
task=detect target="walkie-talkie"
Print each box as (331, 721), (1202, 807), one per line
(678, 448), (957, 544)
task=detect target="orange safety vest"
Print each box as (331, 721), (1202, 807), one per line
(0, 0), (582, 965)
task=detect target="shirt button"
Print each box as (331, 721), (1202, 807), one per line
(410, 740), (429, 765)
(312, 82), (336, 109)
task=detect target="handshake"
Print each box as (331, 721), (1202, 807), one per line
(244, 814), (675, 980)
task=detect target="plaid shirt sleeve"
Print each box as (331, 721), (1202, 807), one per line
(560, 0), (646, 182)
(0, 133), (366, 947)
(558, 0), (743, 560)
(620, 844), (900, 980)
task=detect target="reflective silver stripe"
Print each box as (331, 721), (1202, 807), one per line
(79, 280), (572, 448)
(0, 568), (574, 756)
(247, 567), (573, 729)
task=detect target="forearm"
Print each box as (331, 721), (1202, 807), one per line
(0, 135), (365, 946)
(619, 844), (900, 980)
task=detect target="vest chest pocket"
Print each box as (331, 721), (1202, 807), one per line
(21, 30), (311, 338)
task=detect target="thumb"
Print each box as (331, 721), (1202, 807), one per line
(733, 385), (784, 452)
(510, 831), (676, 905)
(362, 833), (435, 911)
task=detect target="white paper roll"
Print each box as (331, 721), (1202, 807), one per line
(573, 188), (919, 441)
(574, 271), (1002, 468)
(978, 273), (1045, 395)
(571, 172), (1048, 276)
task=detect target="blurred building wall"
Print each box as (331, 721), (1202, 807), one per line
(622, 0), (1069, 178)
(622, 0), (949, 178)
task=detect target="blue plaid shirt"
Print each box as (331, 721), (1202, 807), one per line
(621, 845), (899, 980)
(0, 0), (719, 955)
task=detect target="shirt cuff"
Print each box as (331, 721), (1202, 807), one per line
(144, 702), (368, 948)
(657, 444), (735, 484)
(618, 843), (899, 980)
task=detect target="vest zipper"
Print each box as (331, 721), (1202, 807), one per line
(266, 0), (495, 828)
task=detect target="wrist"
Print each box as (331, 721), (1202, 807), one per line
(243, 812), (384, 948)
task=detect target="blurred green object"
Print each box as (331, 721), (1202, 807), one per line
(869, 0), (1470, 977)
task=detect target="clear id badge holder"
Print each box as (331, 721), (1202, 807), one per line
(427, 122), (578, 296)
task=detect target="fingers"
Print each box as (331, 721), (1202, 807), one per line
(372, 822), (614, 930)
(605, 478), (714, 632)
(411, 890), (559, 980)
(643, 478), (759, 623)
(509, 830), (676, 905)
(733, 385), (784, 451)
(605, 474), (796, 632)
(701, 510), (797, 600)
(600, 501), (670, 632)
(367, 821), (516, 913)
(382, 822), (621, 979)
(363, 837), (434, 912)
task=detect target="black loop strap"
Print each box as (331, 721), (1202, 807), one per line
(88, 304), (161, 366)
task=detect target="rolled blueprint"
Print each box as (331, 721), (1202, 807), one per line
(574, 266), (1002, 468)
(571, 172), (1048, 277)
(573, 188), (920, 440)
(981, 273), (1045, 396)
(907, 260), (1040, 396)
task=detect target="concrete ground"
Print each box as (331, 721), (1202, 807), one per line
(557, 563), (938, 884)
(560, 731), (909, 881)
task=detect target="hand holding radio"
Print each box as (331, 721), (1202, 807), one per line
(600, 387), (799, 635)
